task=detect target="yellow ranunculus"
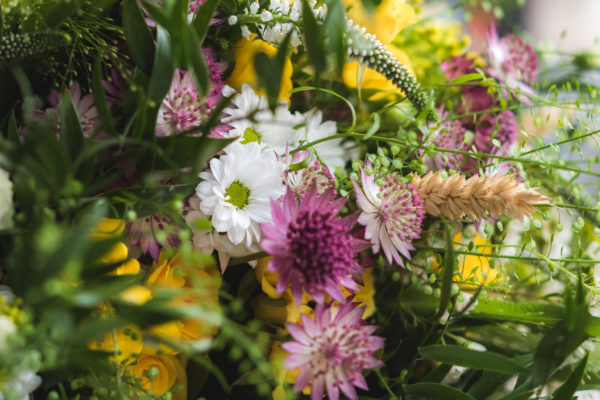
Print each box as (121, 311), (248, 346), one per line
(226, 34), (293, 101)
(146, 251), (221, 342)
(89, 325), (143, 365)
(342, 46), (415, 101)
(127, 353), (187, 399)
(92, 218), (125, 238)
(344, 0), (416, 45)
(92, 218), (140, 276)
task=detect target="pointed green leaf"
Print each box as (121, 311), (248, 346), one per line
(91, 59), (117, 137)
(404, 383), (476, 400)
(302, 0), (326, 75)
(420, 345), (528, 374)
(192, 0), (222, 44)
(60, 91), (84, 159)
(148, 26), (175, 104)
(123, 0), (155, 75)
(553, 354), (588, 400)
(437, 222), (455, 319)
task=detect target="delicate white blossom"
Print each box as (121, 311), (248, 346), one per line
(0, 167), (14, 230)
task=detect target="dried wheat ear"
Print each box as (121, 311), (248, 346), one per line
(411, 171), (549, 221)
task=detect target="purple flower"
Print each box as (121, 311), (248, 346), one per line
(423, 111), (470, 170)
(441, 55), (478, 82)
(103, 69), (129, 107)
(282, 151), (336, 198)
(282, 301), (384, 400)
(474, 110), (518, 155)
(352, 164), (423, 267)
(261, 186), (368, 305)
(487, 25), (538, 100)
(33, 81), (99, 138)
(128, 213), (180, 260)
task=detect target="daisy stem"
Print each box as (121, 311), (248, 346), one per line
(229, 251), (268, 266)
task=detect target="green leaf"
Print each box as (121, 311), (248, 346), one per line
(450, 73), (484, 85)
(59, 91), (84, 159)
(7, 111), (19, 143)
(501, 390), (536, 400)
(192, 0), (222, 44)
(255, 33), (291, 110)
(420, 345), (528, 374)
(363, 113), (381, 140)
(141, 0), (170, 27)
(422, 363), (452, 383)
(148, 26), (175, 104)
(403, 383), (476, 400)
(467, 370), (514, 399)
(186, 27), (209, 96)
(91, 59), (117, 137)
(469, 298), (564, 324)
(324, 0), (346, 72)
(437, 222), (455, 319)
(122, 0), (155, 75)
(302, 0), (327, 75)
(43, 0), (80, 28)
(553, 354), (588, 400)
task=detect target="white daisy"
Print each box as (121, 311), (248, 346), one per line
(196, 141), (286, 247)
(302, 109), (346, 170)
(220, 84), (303, 154)
(184, 197), (261, 272)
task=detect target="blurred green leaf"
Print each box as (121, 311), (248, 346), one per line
(192, 0), (222, 44)
(469, 298), (564, 324)
(324, 0), (346, 73)
(43, 0), (80, 28)
(255, 32), (291, 110)
(122, 0), (155, 75)
(148, 26), (175, 104)
(450, 73), (484, 85)
(404, 383), (476, 400)
(186, 27), (209, 96)
(437, 222), (455, 319)
(422, 363), (452, 383)
(553, 353), (588, 400)
(91, 59), (117, 137)
(420, 345), (528, 374)
(302, 0), (327, 76)
(59, 91), (84, 160)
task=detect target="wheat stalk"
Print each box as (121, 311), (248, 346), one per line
(411, 171), (549, 221)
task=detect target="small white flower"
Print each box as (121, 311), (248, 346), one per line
(196, 142), (286, 247)
(260, 9), (273, 21)
(280, 0), (290, 14)
(249, 1), (259, 14)
(0, 166), (14, 230)
(269, 0), (281, 11)
(241, 25), (252, 38)
(0, 369), (42, 400)
(0, 315), (16, 351)
(228, 15), (238, 25)
(220, 84), (303, 154)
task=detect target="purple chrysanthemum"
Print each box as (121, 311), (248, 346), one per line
(352, 164), (423, 267)
(282, 301), (385, 400)
(261, 186), (367, 304)
(488, 25), (538, 99)
(474, 110), (518, 155)
(128, 213), (180, 260)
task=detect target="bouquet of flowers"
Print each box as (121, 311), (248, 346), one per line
(1, 0), (600, 399)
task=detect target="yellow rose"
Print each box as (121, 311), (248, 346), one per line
(344, 0), (416, 44)
(146, 251), (221, 342)
(342, 45), (415, 101)
(226, 34), (293, 101)
(127, 353), (187, 399)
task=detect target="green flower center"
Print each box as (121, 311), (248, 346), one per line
(241, 127), (261, 144)
(225, 181), (250, 209)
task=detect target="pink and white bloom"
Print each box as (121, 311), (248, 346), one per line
(282, 301), (385, 400)
(128, 213), (180, 260)
(487, 25), (538, 100)
(197, 142), (286, 247)
(33, 81), (99, 138)
(156, 69), (203, 137)
(261, 186), (368, 304)
(282, 151), (336, 198)
(352, 163), (423, 267)
(423, 110), (471, 170)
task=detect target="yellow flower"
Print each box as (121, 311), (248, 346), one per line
(269, 341), (310, 400)
(342, 46), (415, 101)
(92, 218), (125, 239)
(92, 218), (140, 276)
(146, 251), (221, 342)
(226, 34), (293, 101)
(127, 352), (187, 399)
(342, 269), (376, 318)
(89, 325), (143, 365)
(454, 233), (502, 289)
(344, 0), (416, 45)
(254, 257), (312, 326)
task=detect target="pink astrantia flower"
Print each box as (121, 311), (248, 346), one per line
(156, 55), (224, 137)
(282, 151), (336, 198)
(282, 301), (385, 400)
(474, 110), (518, 155)
(128, 213), (180, 260)
(423, 111), (470, 170)
(33, 81), (99, 138)
(261, 186), (368, 304)
(352, 163), (423, 267)
(487, 25), (538, 99)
